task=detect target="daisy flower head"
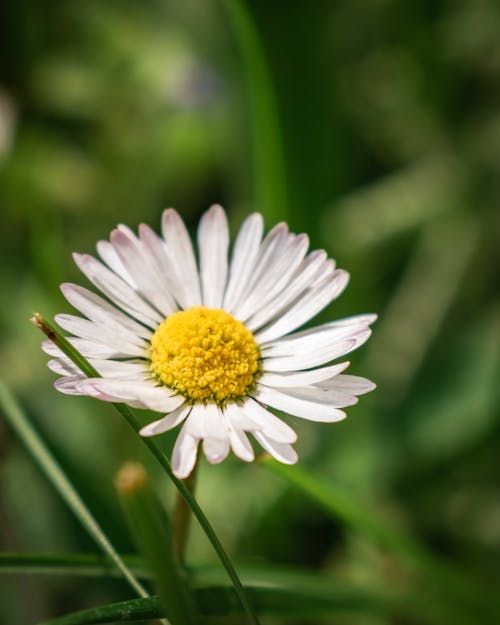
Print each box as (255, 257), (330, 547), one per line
(44, 206), (376, 478)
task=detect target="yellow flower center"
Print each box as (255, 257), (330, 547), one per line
(150, 306), (260, 404)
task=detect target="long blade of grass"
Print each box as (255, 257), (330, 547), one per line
(261, 457), (500, 619)
(0, 380), (148, 599)
(0, 552), (150, 580)
(222, 0), (288, 220)
(261, 456), (427, 561)
(38, 575), (394, 625)
(32, 313), (260, 625)
(2, 554), (479, 625)
(39, 597), (159, 625)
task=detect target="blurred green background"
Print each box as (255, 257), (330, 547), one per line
(1, 1), (500, 624)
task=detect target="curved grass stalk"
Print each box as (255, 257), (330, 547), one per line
(0, 380), (149, 599)
(31, 313), (261, 625)
(262, 457), (500, 620)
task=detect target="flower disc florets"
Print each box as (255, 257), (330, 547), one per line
(150, 306), (260, 404)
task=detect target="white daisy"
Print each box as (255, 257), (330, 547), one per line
(44, 205), (376, 478)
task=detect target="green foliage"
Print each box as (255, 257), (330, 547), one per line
(1, 1), (500, 624)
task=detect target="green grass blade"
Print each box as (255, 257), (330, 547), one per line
(32, 314), (260, 625)
(115, 463), (195, 625)
(37, 562), (479, 625)
(39, 597), (161, 625)
(38, 573), (394, 625)
(0, 380), (149, 599)
(0, 552), (150, 579)
(2, 554), (481, 625)
(222, 0), (288, 220)
(261, 456), (427, 561)
(261, 457), (500, 620)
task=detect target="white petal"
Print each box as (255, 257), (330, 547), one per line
(255, 386), (347, 423)
(55, 312), (144, 347)
(61, 283), (152, 340)
(138, 224), (188, 309)
(201, 402), (228, 439)
(42, 337), (129, 360)
(236, 234), (309, 322)
(54, 376), (86, 394)
(318, 374), (376, 395)
(197, 205), (229, 308)
(260, 316), (375, 370)
(73, 339), (145, 362)
(240, 397), (297, 443)
(268, 313), (377, 345)
(258, 362), (350, 388)
(120, 382), (183, 412)
(110, 228), (177, 316)
(172, 426), (199, 479)
(203, 436), (230, 464)
(230, 223), (289, 316)
(226, 424), (255, 462)
(253, 432), (298, 464)
(222, 405), (256, 461)
(184, 403), (208, 438)
(161, 208), (202, 307)
(76, 378), (184, 412)
(223, 213), (264, 311)
(223, 401), (260, 432)
(90, 359), (150, 379)
(183, 403), (227, 440)
(55, 314), (148, 356)
(261, 338), (357, 372)
(41, 339), (65, 358)
(73, 253), (161, 327)
(255, 270), (350, 343)
(246, 250), (331, 331)
(96, 240), (136, 286)
(278, 385), (358, 408)
(47, 358), (80, 376)
(70, 339), (127, 358)
(48, 357), (149, 380)
(139, 403), (191, 437)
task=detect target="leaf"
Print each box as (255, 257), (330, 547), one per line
(261, 456), (425, 559)
(39, 569), (395, 625)
(0, 380), (148, 599)
(2, 554), (478, 625)
(0, 552), (150, 580)
(40, 596), (161, 625)
(261, 458), (500, 621)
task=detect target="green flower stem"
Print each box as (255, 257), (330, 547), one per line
(115, 462), (194, 625)
(0, 379), (148, 599)
(32, 313), (261, 625)
(172, 461), (198, 564)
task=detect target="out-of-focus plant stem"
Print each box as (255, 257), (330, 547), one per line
(115, 462), (193, 625)
(172, 461), (198, 564)
(222, 0), (288, 221)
